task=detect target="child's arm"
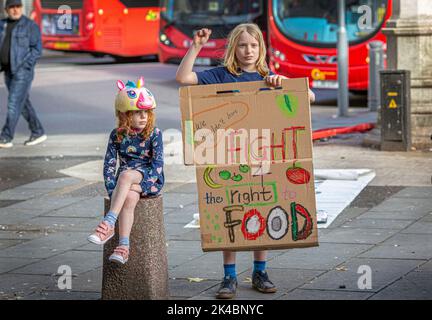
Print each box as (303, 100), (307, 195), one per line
(103, 130), (119, 198)
(175, 28), (212, 85)
(149, 128), (164, 181)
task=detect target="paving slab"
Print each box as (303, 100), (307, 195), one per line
(11, 250), (103, 275)
(358, 210), (426, 221)
(18, 178), (83, 190)
(40, 196), (104, 218)
(301, 258), (423, 293)
(340, 218), (414, 230)
(325, 207), (369, 229)
(0, 232), (89, 259)
(0, 274), (54, 299)
(165, 208), (199, 225)
(419, 212), (432, 223)
(163, 192), (199, 209)
(277, 288), (373, 300)
(0, 239), (26, 250)
(194, 268), (323, 300)
(169, 279), (220, 298)
(73, 243), (103, 252)
(166, 240), (206, 268)
(416, 260), (432, 272)
(369, 271), (432, 300)
(0, 188), (53, 201)
(0, 208), (47, 225)
(21, 216), (99, 232)
(0, 230), (45, 240)
(368, 197), (431, 216)
(0, 257), (37, 274)
(358, 233), (432, 260)
(268, 243), (374, 270)
(318, 227), (399, 244)
(5, 196), (91, 212)
(23, 290), (101, 300)
(166, 183), (198, 194)
(400, 222), (432, 234)
(165, 222), (201, 239)
(392, 187), (432, 199)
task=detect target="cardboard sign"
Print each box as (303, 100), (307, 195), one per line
(179, 79), (318, 251)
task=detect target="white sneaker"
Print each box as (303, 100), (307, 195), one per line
(0, 138), (13, 148)
(109, 246), (129, 264)
(24, 134), (47, 146)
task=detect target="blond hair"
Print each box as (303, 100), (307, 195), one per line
(115, 109), (155, 143)
(224, 23), (270, 77)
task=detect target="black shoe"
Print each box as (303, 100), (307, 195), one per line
(252, 271), (277, 293)
(0, 137), (13, 148)
(24, 134), (47, 146)
(215, 276), (237, 299)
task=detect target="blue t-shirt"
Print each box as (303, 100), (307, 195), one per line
(197, 66), (274, 84)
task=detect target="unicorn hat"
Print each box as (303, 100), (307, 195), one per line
(114, 77), (156, 113)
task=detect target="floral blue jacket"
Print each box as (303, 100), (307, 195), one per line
(103, 127), (164, 197)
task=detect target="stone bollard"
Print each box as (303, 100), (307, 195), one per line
(101, 195), (169, 300)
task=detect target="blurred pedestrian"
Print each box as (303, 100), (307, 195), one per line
(0, 0), (46, 148)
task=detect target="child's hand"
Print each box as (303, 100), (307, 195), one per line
(193, 28), (212, 48)
(265, 74), (287, 87)
(308, 89), (316, 103)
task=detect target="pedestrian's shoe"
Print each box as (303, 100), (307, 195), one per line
(109, 245), (129, 264)
(0, 137), (13, 148)
(24, 134), (47, 146)
(215, 276), (237, 299)
(87, 221), (115, 245)
(252, 271), (277, 293)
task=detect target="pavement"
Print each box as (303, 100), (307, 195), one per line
(0, 105), (431, 301)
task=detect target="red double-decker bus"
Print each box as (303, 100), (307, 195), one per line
(158, 0), (266, 65)
(32, 0), (160, 58)
(268, 0), (392, 91)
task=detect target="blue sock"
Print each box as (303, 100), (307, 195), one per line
(253, 260), (266, 273)
(119, 237), (129, 248)
(103, 211), (118, 227)
(224, 264), (237, 279)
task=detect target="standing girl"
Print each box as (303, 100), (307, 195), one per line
(87, 77), (164, 265)
(176, 23), (314, 299)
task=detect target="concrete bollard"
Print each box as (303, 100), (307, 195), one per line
(101, 195), (169, 300)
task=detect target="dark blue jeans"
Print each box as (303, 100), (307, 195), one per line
(0, 66), (44, 141)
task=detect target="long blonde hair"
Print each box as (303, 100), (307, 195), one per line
(115, 110), (155, 143)
(224, 23), (269, 77)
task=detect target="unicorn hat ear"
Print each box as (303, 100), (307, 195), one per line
(117, 80), (125, 91)
(137, 76), (144, 88)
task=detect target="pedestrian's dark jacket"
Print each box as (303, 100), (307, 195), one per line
(0, 15), (42, 74)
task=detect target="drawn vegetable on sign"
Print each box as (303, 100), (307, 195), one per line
(276, 93), (298, 118)
(286, 162), (311, 185)
(218, 165), (250, 182)
(203, 166), (223, 189)
(241, 209), (266, 240)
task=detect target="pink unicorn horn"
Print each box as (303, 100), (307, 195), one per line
(117, 80), (126, 91)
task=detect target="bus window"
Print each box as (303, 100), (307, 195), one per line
(272, 0), (388, 46)
(119, 0), (159, 8)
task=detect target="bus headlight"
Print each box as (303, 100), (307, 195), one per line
(160, 33), (175, 48)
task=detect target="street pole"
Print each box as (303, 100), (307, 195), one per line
(337, 0), (349, 117)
